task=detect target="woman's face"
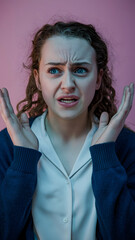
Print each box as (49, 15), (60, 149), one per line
(34, 36), (102, 120)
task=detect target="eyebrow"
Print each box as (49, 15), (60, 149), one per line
(45, 62), (91, 66)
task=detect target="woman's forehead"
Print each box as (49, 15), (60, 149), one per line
(41, 36), (96, 64)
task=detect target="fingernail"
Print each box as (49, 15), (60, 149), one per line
(130, 83), (134, 93)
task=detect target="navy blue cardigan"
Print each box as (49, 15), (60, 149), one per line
(0, 117), (135, 240)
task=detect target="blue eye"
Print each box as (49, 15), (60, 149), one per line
(49, 68), (61, 74)
(74, 68), (87, 74)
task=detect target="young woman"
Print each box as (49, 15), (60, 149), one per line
(0, 21), (135, 240)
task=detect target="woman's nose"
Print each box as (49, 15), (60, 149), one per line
(60, 71), (75, 92)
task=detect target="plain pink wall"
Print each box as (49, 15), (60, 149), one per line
(0, 0), (135, 130)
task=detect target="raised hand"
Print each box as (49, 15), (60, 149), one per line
(91, 83), (134, 146)
(0, 88), (38, 150)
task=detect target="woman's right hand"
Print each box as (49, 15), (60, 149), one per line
(0, 88), (39, 150)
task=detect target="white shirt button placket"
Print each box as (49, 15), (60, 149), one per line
(62, 177), (72, 240)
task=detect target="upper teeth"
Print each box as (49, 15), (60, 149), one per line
(62, 98), (75, 100)
(60, 99), (76, 103)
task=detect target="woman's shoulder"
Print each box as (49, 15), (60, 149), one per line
(0, 128), (14, 177)
(115, 126), (135, 165)
(117, 126), (135, 143)
(0, 127), (13, 146)
(116, 126), (135, 149)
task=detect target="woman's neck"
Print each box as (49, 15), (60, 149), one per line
(45, 110), (91, 142)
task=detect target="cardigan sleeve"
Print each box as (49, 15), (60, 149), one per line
(90, 128), (135, 240)
(0, 128), (41, 240)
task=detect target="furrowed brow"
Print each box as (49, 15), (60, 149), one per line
(45, 62), (91, 66)
(45, 62), (66, 66)
(72, 62), (91, 66)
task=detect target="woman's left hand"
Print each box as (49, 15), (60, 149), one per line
(91, 83), (134, 146)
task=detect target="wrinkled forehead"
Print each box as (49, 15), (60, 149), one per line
(40, 36), (96, 64)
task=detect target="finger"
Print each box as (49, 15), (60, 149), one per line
(116, 85), (133, 122)
(116, 86), (127, 115)
(20, 113), (30, 129)
(111, 84), (133, 125)
(2, 88), (14, 114)
(0, 88), (18, 129)
(119, 83), (134, 113)
(99, 112), (109, 128)
(129, 83), (134, 108)
(0, 89), (11, 121)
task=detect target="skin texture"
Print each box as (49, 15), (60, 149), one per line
(0, 36), (134, 149)
(34, 36), (102, 119)
(34, 36), (103, 140)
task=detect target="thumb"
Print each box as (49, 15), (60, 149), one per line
(20, 113), (30, 128)
(99, 112), (109, 129)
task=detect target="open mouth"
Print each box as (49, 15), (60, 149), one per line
(59, 98), (77, 103)
(57, 95), (79, 107)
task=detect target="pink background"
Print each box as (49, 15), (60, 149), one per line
(0, 0), (135, 131)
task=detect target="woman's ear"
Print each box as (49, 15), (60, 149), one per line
(96, 69), (103, 90)
(33, 69), (41, 91)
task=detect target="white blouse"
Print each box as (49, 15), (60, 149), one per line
(31, 111), (97, 240)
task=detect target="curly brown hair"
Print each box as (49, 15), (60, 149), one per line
(16, 21), (117, 122)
